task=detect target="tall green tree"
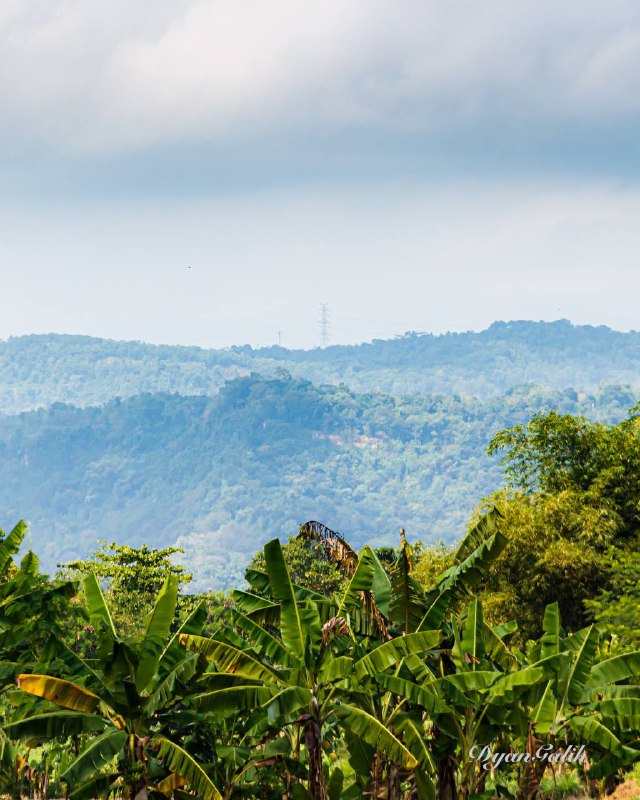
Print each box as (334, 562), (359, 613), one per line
(472, 406), (640, 637)
(60, 541), (193, 637)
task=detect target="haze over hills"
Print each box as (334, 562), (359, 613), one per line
(2, 319), (640, 414)
(1, 320), (639, 589)
(0, 376), (636, 590)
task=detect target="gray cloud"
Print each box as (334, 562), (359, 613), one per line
(1, 0), (639, 165)
(2, 1), (639, 346)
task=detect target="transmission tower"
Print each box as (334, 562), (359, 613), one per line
(319, 304), (330, 348)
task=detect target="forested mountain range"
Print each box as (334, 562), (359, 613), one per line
(2, 319), (640, 414)
(0, 373), (635, 589)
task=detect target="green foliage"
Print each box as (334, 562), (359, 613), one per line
(6, 573), (220, 800)
(0, 522), (79, 686)
(4, 515), (640, 799)
(0, 373), (634, 591)
(59, 541), (192, 637)
(539, 772), (586, 798)
(3, 322), (640, 414)
(469, 406), (640, 638)
(585, 547), (640, 652)
(248, 534), (348, 597)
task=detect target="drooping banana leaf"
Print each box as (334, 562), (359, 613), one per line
(245, 567), (327, 603)
(438, 671), (498, 696)
(375, 674), (450, 715)
(35, 636), (104, 689)
(156, 772), (188, 794)
(454, 507), (502, 564)
(482, 623), (518, 671)
(68, 772), (123, 800)
(393, 713), (437, 773)
(233, 589), (278, 618)
(568, 714), (623, 757)
(179, 635), (280, 684)
(62, 728), (127, 787)
(17, 674), (103, 714)
(3, 710), (108, 740)
(596, 697), (640, 732)
(336, 704), (418, 769)
(145, 652), (200, 716)
(231, 608), (291, 667)
(586, 744), (640, 779)
(487, 666), (545, 702)
(264, 686), (313, 725)
(492, 620), (518, 639)
(355, 631), (440, 679)
(318, 654), (354, 683)
(152, 735), (223, 800)
(195, 684), (275, 715)
(416, 588), (454, 633)
(584, 651), (640, 693)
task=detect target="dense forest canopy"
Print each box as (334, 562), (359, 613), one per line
(0, 374), (636, 589)
(2, 320), (640, 413)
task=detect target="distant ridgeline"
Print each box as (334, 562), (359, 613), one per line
(0, 369), (636, 589)
(2, 319), (640, 413)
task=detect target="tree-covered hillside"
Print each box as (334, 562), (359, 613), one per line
(0, 333), (252, 414)
(0, 374), (635, 589)
(2, 320), (640, 413)
(250, 319), (640, 396)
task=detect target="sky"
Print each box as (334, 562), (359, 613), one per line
(1, 0), (640, 349)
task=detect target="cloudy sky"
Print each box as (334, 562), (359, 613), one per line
(1, 0), (639, 348)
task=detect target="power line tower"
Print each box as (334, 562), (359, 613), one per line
(319, 303), (330, 348)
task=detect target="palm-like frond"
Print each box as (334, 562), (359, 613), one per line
(298, 520), (359, 577)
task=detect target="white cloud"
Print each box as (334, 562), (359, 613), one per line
(1, 0), (639, 155)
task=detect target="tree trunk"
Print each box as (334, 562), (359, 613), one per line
(437, 756), (457, 800)
(305, 718), (327, 800)
(296, 698), (327, 800)
(387, 761), (401, 800)
(517, 729), (546, 800)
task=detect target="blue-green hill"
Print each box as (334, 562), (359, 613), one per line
(0, 374), (634, 589)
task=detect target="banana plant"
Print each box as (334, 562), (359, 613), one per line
(524, 602), (640, 790)
(182, 538), (437, 800)
(293, 510), (509, 799)
(371, 596), (550, 800)
(0, 521), (78, 688)
(4, 572), (222, 800)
